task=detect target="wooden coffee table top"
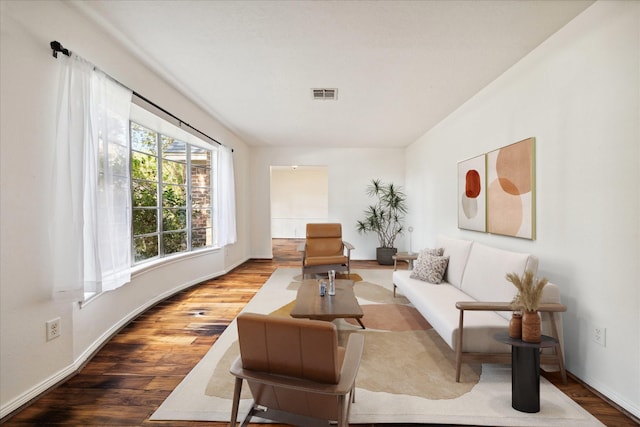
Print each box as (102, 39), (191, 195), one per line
(290, 279), (364, 328)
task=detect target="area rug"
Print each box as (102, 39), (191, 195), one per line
(151, 268), (604, 426)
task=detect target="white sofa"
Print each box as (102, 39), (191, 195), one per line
(392, 234), (566, 383)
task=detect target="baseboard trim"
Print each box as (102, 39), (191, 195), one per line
(0, 364), (77, 421)
(566, 371), (640, 424)
(0, 258), (249, 422)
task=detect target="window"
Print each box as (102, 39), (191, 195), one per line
(52, 55), (231, 301)
(131, 122), (216, 264)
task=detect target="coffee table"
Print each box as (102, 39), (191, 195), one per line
(290, 279), (365, 329)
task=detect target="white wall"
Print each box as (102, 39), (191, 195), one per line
(0, 0), (251, 416)
(271, 166), (329, 238)
(405, 1), (639, 416)
(250, 146), (406, 260)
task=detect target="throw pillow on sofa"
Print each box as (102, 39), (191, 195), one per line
(415, 247), (444, 258)
(411, 248), (449, 284)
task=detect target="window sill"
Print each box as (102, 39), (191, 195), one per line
(79, 247), (222, 308)
(80, 291), (100, 308)
(131, 246), (221, 278)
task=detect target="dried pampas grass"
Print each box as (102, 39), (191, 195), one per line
(507, 269), (548, 312)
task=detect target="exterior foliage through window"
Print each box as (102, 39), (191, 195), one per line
(130, 122), (215, 263)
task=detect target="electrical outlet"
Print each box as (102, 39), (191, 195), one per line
(592, 325), (606, 347)
(46, 318), (61, 341)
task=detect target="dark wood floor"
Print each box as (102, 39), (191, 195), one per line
(2, 239), (637, 426)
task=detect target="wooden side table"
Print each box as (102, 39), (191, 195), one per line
(456, 302), (567, 385)
(392, 252), (418, 270)
(494, 332), (558, 413)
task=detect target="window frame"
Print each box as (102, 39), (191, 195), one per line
(130, 120), (216, 265)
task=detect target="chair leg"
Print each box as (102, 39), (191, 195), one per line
(337, 394), (347, 427)
(229, 377), (243, 427)
(240, 405), (258, 427)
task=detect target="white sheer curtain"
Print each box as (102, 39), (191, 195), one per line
(86, 70), (132, 292)
(216, 146), (237, 246)
(50, 54), (132, 300)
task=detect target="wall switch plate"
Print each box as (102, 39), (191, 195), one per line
(592, 325), (606, 347)
(46, 317), (61, 341)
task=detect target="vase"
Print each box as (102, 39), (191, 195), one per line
(376, 247), (397, 265)
(509, 312), (522, 339)
(328, 270), (336, 296)
(521, 310), (541, 343)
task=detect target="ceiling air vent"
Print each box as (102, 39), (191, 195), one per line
(312, 88), (338, 100)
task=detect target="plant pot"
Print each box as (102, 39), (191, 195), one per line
(509, 312), (522, 339)
(521, 310), (541, 343)
(376, 247), (397, 265)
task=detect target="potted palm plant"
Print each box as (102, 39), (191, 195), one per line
(356, 179), (407, 265)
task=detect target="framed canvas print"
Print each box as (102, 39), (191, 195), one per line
(458, 154), (486, 232)
(487, 137), (536, 239)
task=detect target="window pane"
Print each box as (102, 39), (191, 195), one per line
(131, 122), (157, 155)
(192, 207), (211, 228)
(162, 184), (187, 208)
(133, 208), (157, 235)
(191, 185), (210, 208)
(163, 208), (187, 231)
(132, 152), (158, 181)
(162, 159), (186, 184)
(191, 165), (210, 188)
(191, 146), (211, 164)
(163, 231), (187, 255)
(134, 235), (159, 262)
(132, 181), (157, 207)
(192, 208), (211, 249)
(162, 136), (186, 162)
(192, 227), (212, 249)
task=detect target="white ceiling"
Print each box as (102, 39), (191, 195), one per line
(73, 0), (594, 148)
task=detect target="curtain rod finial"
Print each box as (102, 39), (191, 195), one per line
(50, 40), (70, 58)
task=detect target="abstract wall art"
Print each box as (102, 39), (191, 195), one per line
(486, 137), (536, 239)
(458, 154), (486, 232)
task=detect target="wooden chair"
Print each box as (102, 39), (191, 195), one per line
(301, 223), (354, 279)
(229, 313), (365, 427)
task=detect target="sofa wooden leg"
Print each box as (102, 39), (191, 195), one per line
(549, 313), (567, 385)
(455, 310), (464, 382)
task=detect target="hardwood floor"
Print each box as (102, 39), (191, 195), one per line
(2, 239), (637, 426)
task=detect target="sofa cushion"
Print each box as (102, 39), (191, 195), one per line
(392, 271), (511, 353)
(411, 254), (449, 284)
(435, 235), (473, 288)
(460, 242), (536, 320)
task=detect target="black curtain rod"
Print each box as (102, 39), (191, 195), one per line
(50, 40), (230, 151)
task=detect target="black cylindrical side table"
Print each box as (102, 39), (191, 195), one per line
(494, 332), (559, 413)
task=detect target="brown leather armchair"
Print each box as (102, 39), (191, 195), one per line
(229, 313), (365, 427)
(301, 223), (354, 279)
